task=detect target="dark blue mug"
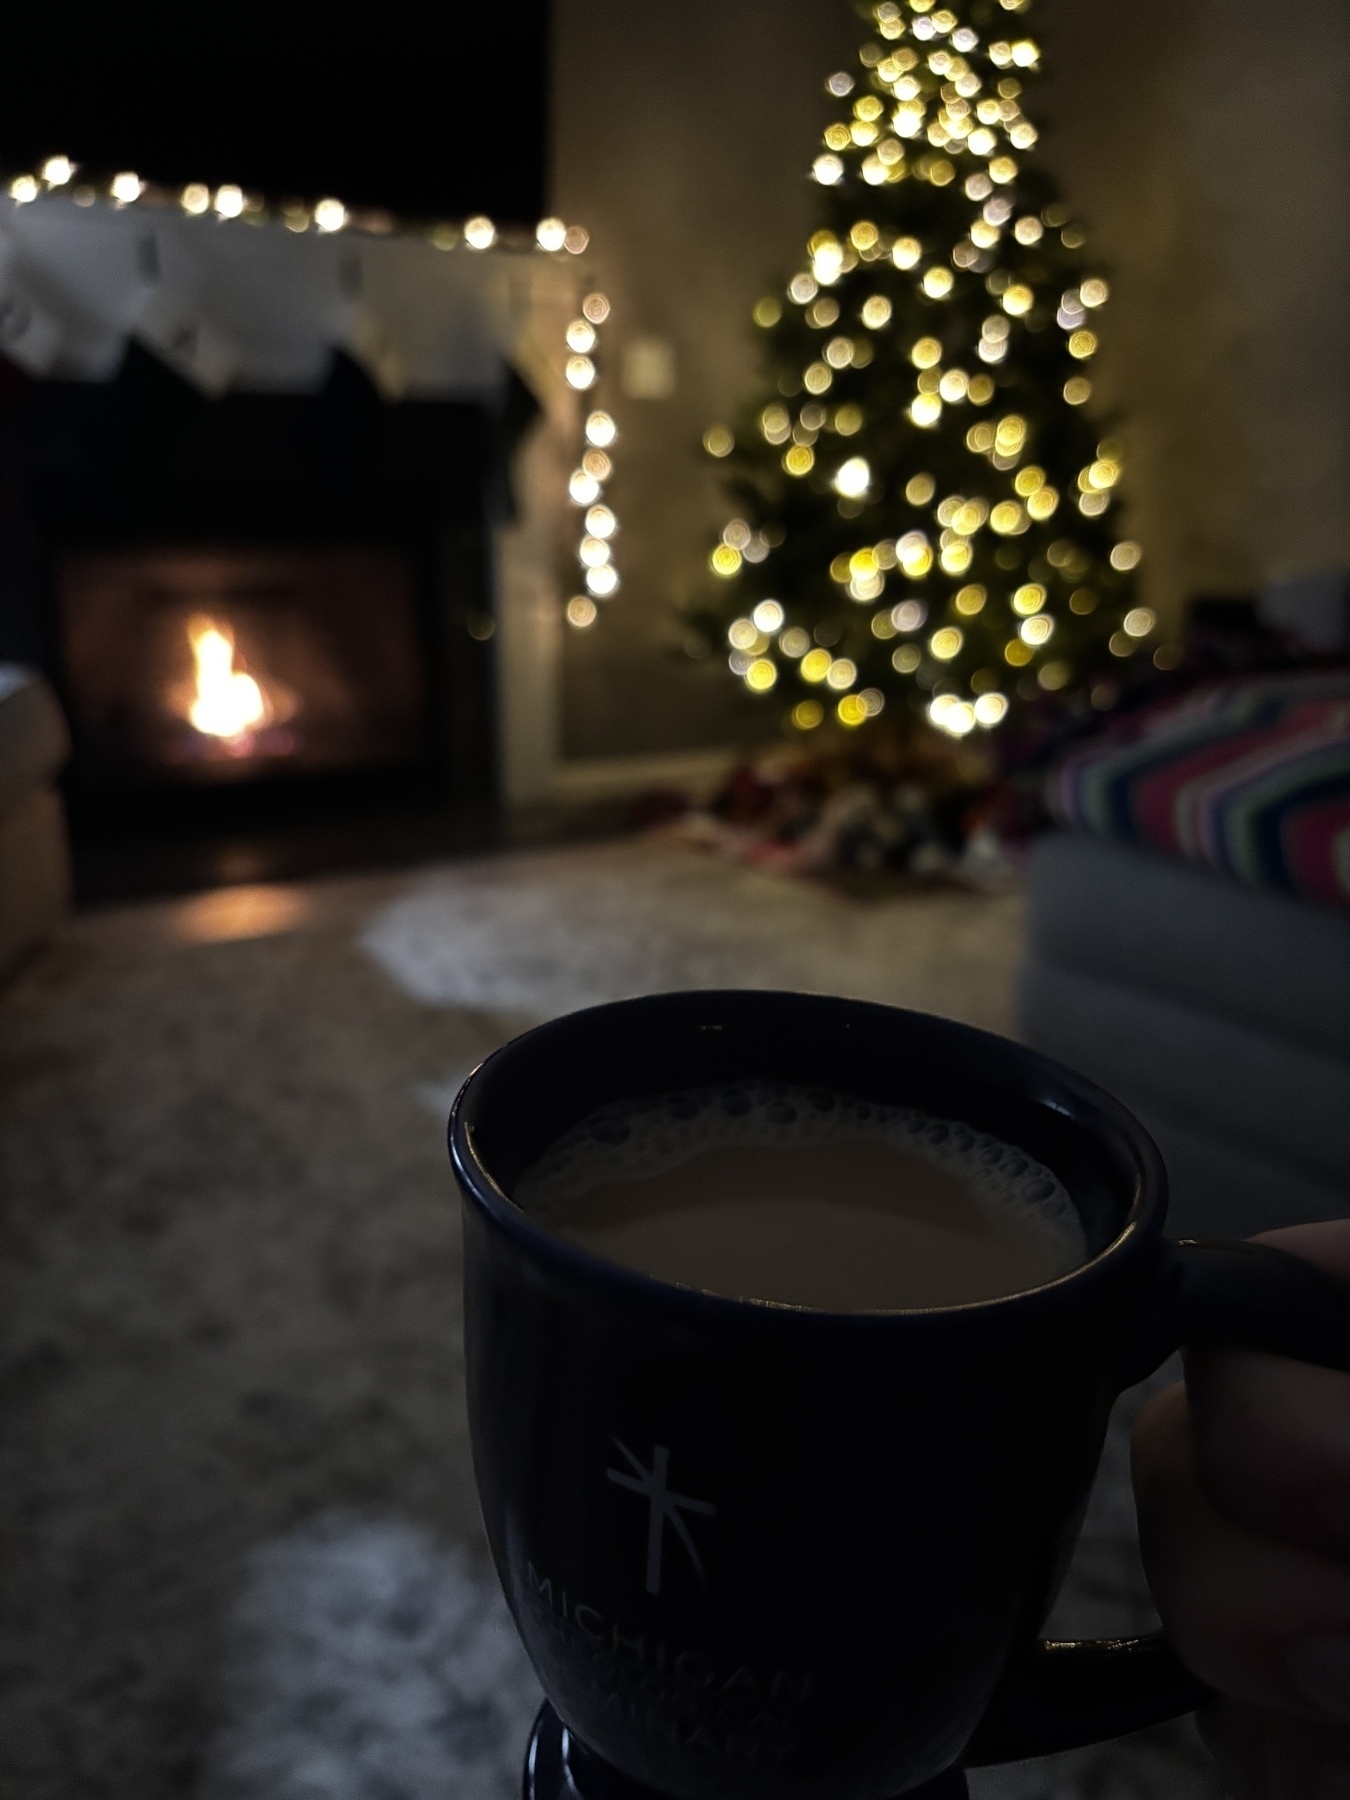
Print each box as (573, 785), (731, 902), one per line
(450, 992), (1350, 1800)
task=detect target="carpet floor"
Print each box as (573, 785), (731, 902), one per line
(0, 837), (1221, 1798)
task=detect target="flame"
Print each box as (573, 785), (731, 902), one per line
(186, 615), (268, 741)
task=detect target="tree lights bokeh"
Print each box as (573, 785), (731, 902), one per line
(691, 0), (1152, 736)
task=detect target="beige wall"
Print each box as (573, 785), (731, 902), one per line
(552, 0), (1350, 760)
(1038, 0), (1350, 621)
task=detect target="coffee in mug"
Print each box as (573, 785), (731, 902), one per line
(516, 1081), (1086, 1310)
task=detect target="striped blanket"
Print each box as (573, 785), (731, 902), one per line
(1048, 673), (1350, 909)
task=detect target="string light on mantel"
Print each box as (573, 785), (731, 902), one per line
(2, 163), (614, 635)
(564, 291), (622, 629)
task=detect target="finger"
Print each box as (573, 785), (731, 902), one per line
(1185, 1223), (1350, 1562)
(1201, 1700), (1350, 1800)
(1133, 1382), (1350, 1724)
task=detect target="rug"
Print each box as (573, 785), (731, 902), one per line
(0, 838), (1220, 1798)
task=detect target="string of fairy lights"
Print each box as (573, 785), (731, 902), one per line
(4, 156), (618, 634)
(700, 0), (1152, 738)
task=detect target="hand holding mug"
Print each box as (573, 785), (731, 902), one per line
(1135, 1221), (1350, 1800)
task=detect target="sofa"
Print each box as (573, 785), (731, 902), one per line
(0, 665), (71, 980)
(1017, 661), (1349, 1240)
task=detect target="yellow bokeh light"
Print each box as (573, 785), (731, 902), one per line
(837, 694), (868, 726)
(911, 336), (943, 369)
(1123, 606), (1156, 637)
(566, 319), (597, 353)
(834, 456), (871, 498)
(464, 214), (496, 249)
(585, 411), (617, 447)
(1012, 583), (1045, 616)
(1064, 377), (1092, 405)
(968, 373), (996, 405)
(536, 217), (568, 252)
(861, 294), (893, 329)
(929, 695), (976, 736)
(566, 595), (598, 628)
(753, 600), (785, 633)
(710, 545), (742, 577)
(781, 626), (812, 657)
(314, 197), (348, 233)
(1068, 329), (1098, 360)
(801, 648), (832, 682)
(990, 501), (1028, 535)
(974, 692), (1009, 726)
(954, 585), (986, 616)
(565, 356), (597, 390)
(41, 155), (74, 187)
(728, 618), (760, 650)
(923, 267), (955, 299)
(804, 363), (833, 394)
(835, 404), (864, 436)
(938, 368), (969, 403)
(1027, 486), (1060, 520)
(1110, 540), (1143, 570)
(1002, 283), (1034, 316)
(746, 659), (778, 692)
(1080, 278), (1110, 308)
(1004, 638), (1033, 666)
(905, 473), (936, 505)
(892, 643), (922, 673)
(910, 393), (943, 428)
(1013, 465), (1045, 497)
(587, 565), (619, 597)
(1109, 630), (1134, 657)
(1020, 614), (1054, 645)
(826, 657), (858, 689)
(892, 236), (923, 270)
(793, 700), (824, 729)
(703, 424), (734, 458)
(784, 445), (815, 476)
(753, 296), (783, 328)
(181, 182), (210, 215)
(930, 626), (963, 660)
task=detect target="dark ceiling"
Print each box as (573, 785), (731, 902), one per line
(0, 4), (550, 224)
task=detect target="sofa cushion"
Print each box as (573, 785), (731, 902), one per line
(0, 666), (69, 819)
(1023, 832), (1350, 1060)
(1048, 673), (1350, 909)
(1017, 956), (1350, 1186)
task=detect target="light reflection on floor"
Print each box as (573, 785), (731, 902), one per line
(170, 884), (315, 944)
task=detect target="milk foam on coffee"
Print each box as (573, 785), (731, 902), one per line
(516, 1081), (1086, 1310)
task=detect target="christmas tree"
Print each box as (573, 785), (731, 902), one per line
(693, 0), (1156, 742)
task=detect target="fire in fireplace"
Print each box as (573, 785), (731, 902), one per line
(60, 546), (427, 787)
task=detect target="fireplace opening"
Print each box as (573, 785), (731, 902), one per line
(0, 341), (525, 899)
(61, 547), (427, 786)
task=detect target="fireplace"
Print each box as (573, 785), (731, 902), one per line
(61, 545), (426, 784)
(0, 196), (584, 895)
(0, 338), (537, 894)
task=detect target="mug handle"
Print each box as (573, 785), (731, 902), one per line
(965, 1238), (1350, 1766)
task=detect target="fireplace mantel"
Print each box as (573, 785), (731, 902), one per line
(0, 196), (580, 812)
